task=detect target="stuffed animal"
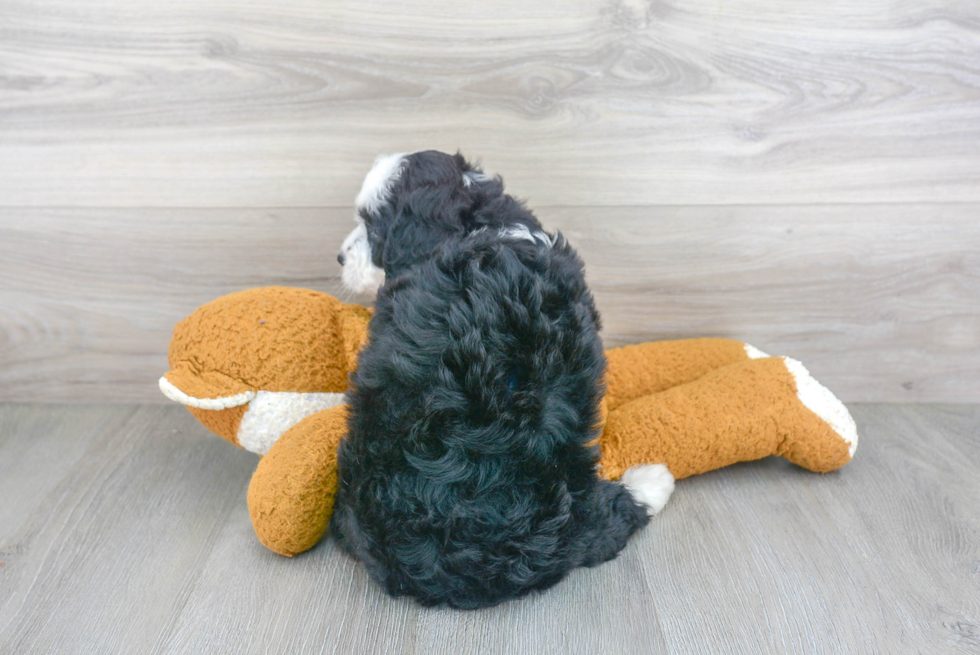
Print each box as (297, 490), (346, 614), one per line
(160, 286), (858, 556)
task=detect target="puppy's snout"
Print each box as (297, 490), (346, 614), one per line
(337, 252), (346, 266)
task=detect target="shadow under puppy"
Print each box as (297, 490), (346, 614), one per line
(332, 151), (672, 609)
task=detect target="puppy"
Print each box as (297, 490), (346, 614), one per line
(332, 151), (672, 609)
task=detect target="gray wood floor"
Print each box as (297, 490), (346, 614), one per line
(1, 403), (978, 654)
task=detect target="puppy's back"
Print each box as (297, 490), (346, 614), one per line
(333, 232), (637, 608)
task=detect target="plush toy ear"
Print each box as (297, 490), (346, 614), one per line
(160, 365), (256, 409)
(159, 365), (258, 447)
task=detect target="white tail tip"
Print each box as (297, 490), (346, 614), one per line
(621, 464), (675, 516)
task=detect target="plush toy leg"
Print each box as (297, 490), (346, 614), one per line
(599, 356), (858, 481)
(603, 338), (767, 412)
(247, 405), (347, 557)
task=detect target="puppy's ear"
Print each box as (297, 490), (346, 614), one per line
(457, 164), (504, 225)
(380, 208), (458, 277)
(462, 175), (518, 233)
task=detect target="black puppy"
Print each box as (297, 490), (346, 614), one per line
(332, 151), (673, 609)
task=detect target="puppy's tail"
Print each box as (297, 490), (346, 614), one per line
(619, 463), (675, 516)
(580, 466), (674, 567)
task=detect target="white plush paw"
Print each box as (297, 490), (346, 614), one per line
(782, 357), (859, 457)
(621, 464), (675, 516)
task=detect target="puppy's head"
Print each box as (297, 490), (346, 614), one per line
(338, 150), (510, 294)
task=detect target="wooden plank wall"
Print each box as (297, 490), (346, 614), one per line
(1, 0), (978, 403)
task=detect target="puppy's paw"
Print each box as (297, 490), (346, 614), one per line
(621, 463), (675, 516)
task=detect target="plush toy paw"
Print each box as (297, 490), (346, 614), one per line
(600, 356), (858, 480)
(777, 357), (858, 468)
(782, 357), (858, 457)
(247, 405), (348, 556)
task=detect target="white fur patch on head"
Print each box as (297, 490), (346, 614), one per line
(621, 463), (675, 516)
(744, 343), (770, 359)
(236, 390), (347, 455)
(498, 224), (553, 247)
(783, 357), (859, 457)
(340, 220), (386, 294)
(356, 153), (407, 214)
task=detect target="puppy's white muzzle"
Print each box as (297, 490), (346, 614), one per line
(339, 221), (386, 294)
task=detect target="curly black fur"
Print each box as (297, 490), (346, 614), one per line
(331, 151), (649, 609)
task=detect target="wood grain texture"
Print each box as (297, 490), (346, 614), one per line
(1, 0), (979, 206)
(0, 403), (977, 654)
(2, 205), (978, 403)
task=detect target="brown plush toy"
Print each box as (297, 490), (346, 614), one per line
(161, 287), (858, 557)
